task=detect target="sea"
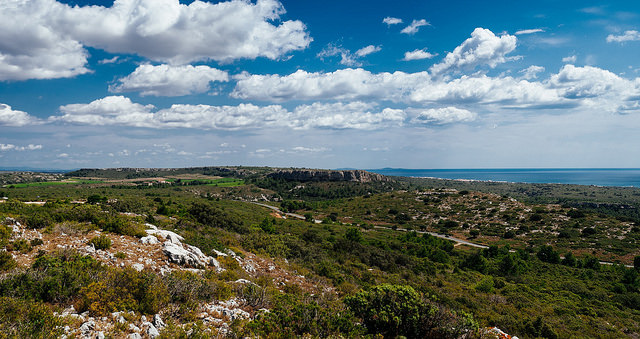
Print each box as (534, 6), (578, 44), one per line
(368, 168), (640, 188)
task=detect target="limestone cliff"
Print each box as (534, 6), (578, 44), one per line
(267, 169), (389, 183)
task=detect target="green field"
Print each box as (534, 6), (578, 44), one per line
(4, 180), (103, 188)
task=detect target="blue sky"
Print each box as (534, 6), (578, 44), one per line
(1, 0), (640, 169)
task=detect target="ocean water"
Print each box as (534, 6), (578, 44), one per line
(368, 168), (640, 188)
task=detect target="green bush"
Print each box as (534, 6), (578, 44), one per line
(30, 238), (43, 247)
(0, 251), (16, 271)
(0, 297), (64, 338)
(345, 284), (478, 338)
(89, 235), (112, 250)
(0, 251), (103, 303)
(8, 238), (32, 253)
(246, 293), (360, 338)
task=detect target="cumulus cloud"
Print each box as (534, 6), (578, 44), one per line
(0, 0), (311, 80)
(291, 102), (406, 129)
(411, 107), (476, 124)
(0, 104), (39, 126)
(403, 48), (437, 61)
(51, 96), (406, 130)
(409, 75), (565, 107)
(562, 55), (577, 63)
(519, 65), (545, 80)
(109, 64), (229, 96)
(548, 64), (630, 99)
(232, 68), (431, 102)
(0, 0), (90, 80)
(515, 28), (544, 35)
(54, 96), (157, 127)
(606, 30), (640, 43)
(383, 17), (403, 25)
(401, 19), (430, 35)
(355, 45), (382, 57)
(429, 28), (517, 76)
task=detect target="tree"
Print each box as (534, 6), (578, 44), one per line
(345, 228), (363, 243)
(634, 256), (640, 271)
(537, 245), (560, 264)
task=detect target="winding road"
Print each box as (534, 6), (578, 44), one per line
(248, 201), (634, 268)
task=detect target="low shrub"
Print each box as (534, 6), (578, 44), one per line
(89, 235), (112, 250)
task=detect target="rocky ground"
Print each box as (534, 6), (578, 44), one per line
(3, 217), (329, 338)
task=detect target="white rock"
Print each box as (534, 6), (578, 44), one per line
(145, 223), (158, 230)
(140, 235), (159, 245)
(153, 314), (166, 329)
(234, 279), (255, 285)
(147, 323), (160, 338)
(212, 249), (228, 257)
(129, 323), (141, 332)
(127, 334), (142, 339)
(79, 320), (95, 333)
(147, 229), (183, 244)
(141, 315), (147, 322)
(132, 263), (144, 272)
(96, 331), (105, 339)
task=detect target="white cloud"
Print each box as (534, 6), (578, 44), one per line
(317, 44), (360, 66)
(0, 0), (311, 80)
(519, 65), (545, 80)
(515, 28), (544, 35)
(355, 45), (381, 57)
(290, 146), (330, 153)
(400, 19), (430, 35)
(0, 104), (39, 126)
(0, 0), (90, 80)
(109, 64), (229, 96)
(232, 68), (431, 102)
(411, 107), (476, 124)
(430, 28), (517, 76)
(51, 96), (406, 130)
(403, 48), (437, 61)
(383, 17), (402, 25)
(562, 55), (577, 63)
(409, 75), (564, 107)
(548, 64), (630, 99)
(55, 96), (157, 127)
(606, 30), (640, 43)
(0, 143), (43, 151)
(99, 56), (120, 64)
(291, 102), (406, 130)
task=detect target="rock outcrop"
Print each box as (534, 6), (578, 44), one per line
(267, 169), (389, 183)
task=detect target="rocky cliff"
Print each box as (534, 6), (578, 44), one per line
(267, 169), (389, 183)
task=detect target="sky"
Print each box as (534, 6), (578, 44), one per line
(1, 0), (640, 170)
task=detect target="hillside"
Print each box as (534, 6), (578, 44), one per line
(0, 168), (638, 338)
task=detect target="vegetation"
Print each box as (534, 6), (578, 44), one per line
(0, 167), (639, 337)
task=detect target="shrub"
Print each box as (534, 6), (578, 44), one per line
(537, 245), (560, 264)
(8, 238), (32, 253)
(30, 238), (43, 247)
(345, 284), (478, 338)
(89, 235), (112, 250)
(0, 297), (64, 338)
(0, 251), (103, 303)
(0, 251), (16, 271)
(475, 276), (495, 293)
(78, 267), (169, 316)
